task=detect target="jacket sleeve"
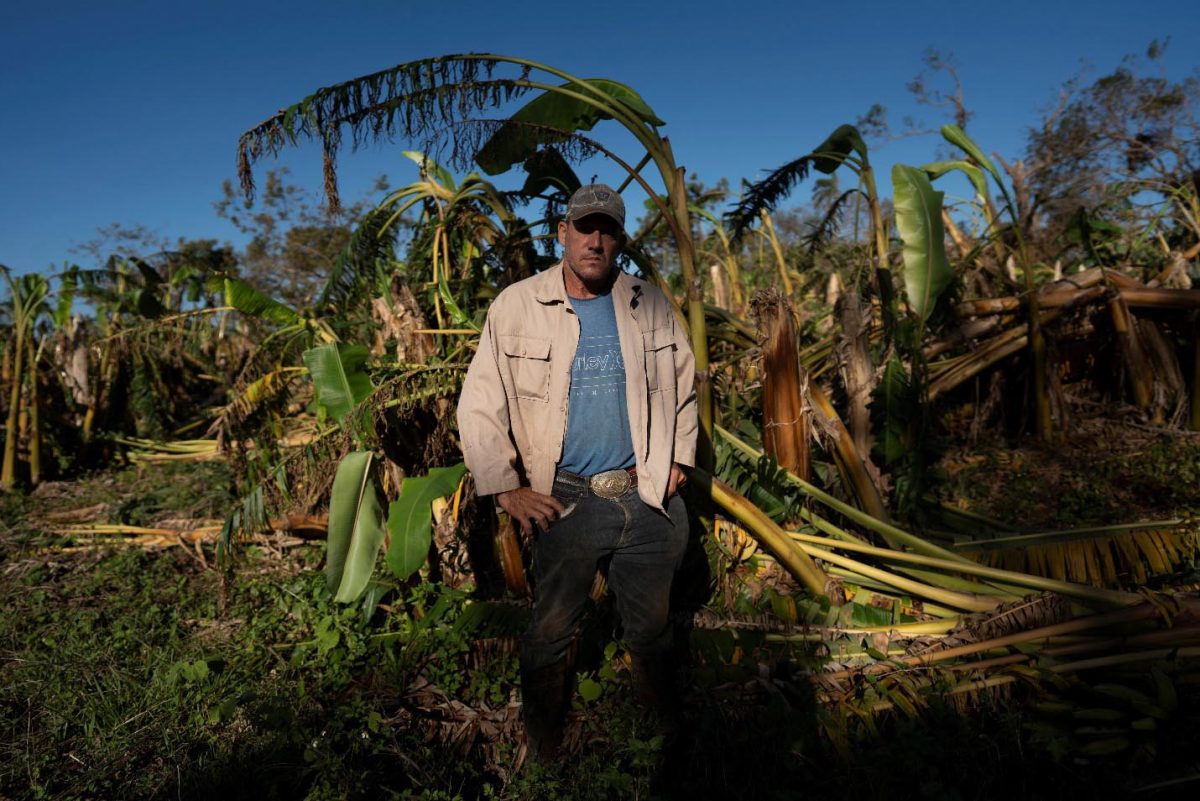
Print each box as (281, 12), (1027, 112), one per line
(671, 312), (698, 469)
(457, 307), (522, 496)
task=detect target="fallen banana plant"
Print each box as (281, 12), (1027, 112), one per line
(114, 437), (221, 463)
(705, 418), (1199, 756)
(956, 519), (1199, 587)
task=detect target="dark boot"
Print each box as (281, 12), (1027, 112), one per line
(520, 659), (571, 763)
(631, 650), (681, 738)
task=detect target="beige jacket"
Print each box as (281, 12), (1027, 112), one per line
(457, 263), (697, 512)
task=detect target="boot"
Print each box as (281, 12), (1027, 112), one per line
(520, 659), (571, 762)
(630, 650), (681, 738)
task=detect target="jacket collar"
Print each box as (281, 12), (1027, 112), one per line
(532, 261), (571, 304)
(534, 262), (644, 325)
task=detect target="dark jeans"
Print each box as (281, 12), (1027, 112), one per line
(520, 476), (689, 672)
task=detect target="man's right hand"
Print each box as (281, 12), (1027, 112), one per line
(496, 487), (567, 539)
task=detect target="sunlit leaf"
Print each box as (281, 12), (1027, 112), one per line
(438, 273), (480, 332)
(222, 277), (302, 326)
(921, 160), (988, 199)
(941, 124), (1002, 185)
(402, 150), (455, 189)
(302, 343), (374, 423)
(892, 164), (952, 321)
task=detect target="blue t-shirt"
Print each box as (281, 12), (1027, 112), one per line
(557, 292), (636, 475)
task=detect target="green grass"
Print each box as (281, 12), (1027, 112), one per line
(3, 463), (1200, 800)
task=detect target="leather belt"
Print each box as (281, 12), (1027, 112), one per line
(555, 467), (637, 500)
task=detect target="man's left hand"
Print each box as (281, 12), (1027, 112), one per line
(666, 463), (688, 497)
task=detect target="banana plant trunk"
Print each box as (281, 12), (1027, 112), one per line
(664, 158), (713, 470)
(1109, 295), (1155, 413)
(759, 209), (794, 298)
(1026, 285), (1053, 441)
(1193, 315), (1200, 431)
(836, 289), (874, 461)
(1, 325), (25, 489)
(861, 164), (895, 329)
(25, 337), (39, 486)
(752, 289), (810, 481)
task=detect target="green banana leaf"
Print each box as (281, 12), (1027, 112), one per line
(921, 160), (989, 200)
(52, 268), (78, 328)
(940, 124), (1002, 185)
(872, 354), (913, 466)
(302, 343), (374, 423)
(519, 146), (581, 197)
(222, 277), (301, 326)
(476, 78), (664, 175)
(326, 451), (387, 603)
(438, 273), (480, 332)
(810, 124), (868, 174)
(386, 463), (467, 581)
(402, 150), (455, 189)
(892, 164), (952, 321)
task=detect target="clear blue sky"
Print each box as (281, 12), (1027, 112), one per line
(3, 0), (1198, 275)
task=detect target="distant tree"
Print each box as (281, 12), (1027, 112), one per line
(70, 223), (171, 265)
(633, 172), (729, 284)
(906, 48), (972, 132)
(215, 168), (393, 308)
(1023, 41), (1200, 254)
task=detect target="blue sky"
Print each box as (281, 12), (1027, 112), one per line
(3, 0), (1198, 275)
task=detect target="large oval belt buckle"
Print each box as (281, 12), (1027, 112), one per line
(589, 469), (631, 500)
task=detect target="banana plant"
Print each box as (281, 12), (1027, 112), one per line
(236, 54), (716, 467)
(869, 164), (955, 517)
(938, 124), (1052, 440)
(325, 451), (466, 603)
(725, 124), (894, 327)
(373, 152), (541, 334)
(725, 124), (894, 487)
(0, 267), (50, 489)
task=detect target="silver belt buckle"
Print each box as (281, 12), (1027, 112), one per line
(589, 469), (631, 500)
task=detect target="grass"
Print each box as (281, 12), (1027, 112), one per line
(2, 461), (1200, 800)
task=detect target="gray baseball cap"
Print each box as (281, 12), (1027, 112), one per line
(565, 183), (625, 228)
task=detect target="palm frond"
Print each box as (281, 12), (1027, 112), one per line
(803, 188), (863, 254)
(725, 156), (815, 243)
(237, 56), (525, 209)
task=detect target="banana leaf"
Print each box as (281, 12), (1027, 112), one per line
(476, 78), (664, 175)
(302, 343), (374, 423)
(940, 124), (1002, 185)
(921, 160), (988, 199)
(221, 277), (301, 326)
(810, 123), (868, 174)
(386, 463), (467, 581)
(326, 451), (387, 603)
(892, 164), (952, 321)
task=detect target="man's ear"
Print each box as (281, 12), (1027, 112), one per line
(557, 220), (567, 247)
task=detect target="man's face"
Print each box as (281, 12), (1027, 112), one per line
(558, 213), (623, 289)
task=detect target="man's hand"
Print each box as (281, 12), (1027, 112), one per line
(667, 463), (688, 498)
(496, 487), (566, 539)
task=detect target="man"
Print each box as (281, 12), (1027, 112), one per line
(457, 184), (697, 761)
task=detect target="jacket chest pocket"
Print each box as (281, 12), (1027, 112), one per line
(642, 327), (676, 394)
(499, 334), (552, 402)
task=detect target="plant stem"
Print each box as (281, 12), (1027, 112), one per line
(701, 471), (831, 599)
